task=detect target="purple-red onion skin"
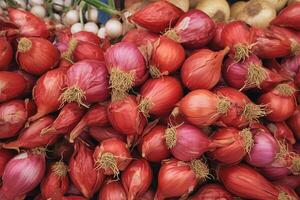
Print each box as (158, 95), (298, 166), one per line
(190, 184), (234, 200)
(170, 9), (216, 49)
(246, 131), (279, 167)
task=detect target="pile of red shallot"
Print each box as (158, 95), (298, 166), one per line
(1, 0), (300, 199)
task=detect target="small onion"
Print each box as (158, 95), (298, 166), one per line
(181, 47), (229, 90)
(93, 138), (132, 177)
(52, 0), (64, 11)
(122, 159), (153, 200)
(246, 127), (279, 167)
(149, 36), (185, 77)
(63, 10), (79, 26)
(30, 5), (46, 18)
(85, 7), (98, 22)
(0, 100), (30, 139)
(105, 42), (147, 101)
(69, 140), (105, 198)
(267, 122), (296, 145)
(3, 116), (59, 150)
(139, 76), (183, 117)
(259, 83), (297, 122)
(97, 27), (106, 39)
(98, 180), (127, 200)
(195, 0), (230, 22)
(155, 158), (209, 199)
(139, 125), (171, 162)
(130, 1), (183, 33)
(234, 0), (276, 28)
(105, 18), (123, 39)
(71, 23), (84, 34)
(209, 127), (254, 164)
(107, 95), (146, 135)
(60, 59), (109, 107)
(165, 9), (215, 49)
(84, 22), (99, 35)
(17, 37), (60, 75)
(0, 149), (46, 199)
(165, 123), (213, 161)
(176, 89), (231, 126)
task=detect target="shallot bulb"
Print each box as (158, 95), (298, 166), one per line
(181, 47), (229, 90)
(93, 138), (132, 177)
(165, 9), (216, 49)
(165, 123), (213, 161)
(155, 158), (209, 200)
(0, 149), (46, 199)
(122, 159), (153, 200)
(287, 106), (300, 140)
(105, 42), (147, 101)
(17, 37), (60, 75)
(60, 59), (109, 108)
(0, 37), (13, 70)
(190, 184), (234, 200)
(98, 180), (127, 200)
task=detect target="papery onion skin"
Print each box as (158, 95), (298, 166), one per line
(0, 37), (13, 70)
(105, 42), (147, 101)
(8, 8), (50, 38)
(0, 71), (27, 103)
(0, 149), (14, 177)
(246, 127), (279, 167)
(272, 2), (300, 30)
(69, 140), (105, 199)
(155, 159), (208, 200)
(209, 22), (226, 50)
(139, 125), (171, 162)
(166, 9), (216, 49)
(209, 127), (252, 164)
(130, 1), (183, 33)
(93, 138), (132, 176)
(98, 180), (127, 200)
(150, 36), (185, 76)
(122, 29), (159, 48)
(281, 54), (300, 78)
(29, 68), (66, 122)
(89, 126), (126, 143)
(177, 89), (227, 126)
(73, 31), (101, 46)
(122, 159), (153, 200)
(3, 116), (59, 150)
(107, 95), (146, 135)
(287, 106), (300, 140)
(219, 164), (280, 199)
(139, 76), (183, 117)
(181, 47), (229, 90)
(258, 84), (297, 122)
(61, 59), (109, 107)
(16, 70), (37, 97)
(190, 184), (234, 200)
(267, 122), (296, 144)
(42, 103), (86, 136)
(73, 42), (105, 62)
(251, 27), (292, 59)
(0, 99), (29, 139)
(69, 104), (109, 142)
(17, 37), (60, 76)
(260, 165), (291, 181)
(0, 150), (46, 199)
(167, 124), (212, 161)
(40, 161), (69, 200)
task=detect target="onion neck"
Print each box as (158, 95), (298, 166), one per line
(244, 63), (267, 89)
(213, 10), (226, 22)
(277, 192), (295, 200)
(61, 38), (78, 63)
(216, 96), (231, 115)
(59, 86), (88, 108)
(149, 65), (162, 78)
(240, 128), (254, 153)
(275, 84), (296, 97)
(234, 43), (252, 62)
(138, 97), (152, 118)
(246, 2), (262, 17)
(165, 126), (177, 149)
(242, 103), (268, 123)
(291, 155), (300, 175)
(18, 38), (32, 53)
(110, 68), (134, 102)
(52, 161), (68, 177)
(190, 159), (209, 180)
(164, 29), (180, 43)
(95, 152), (119, 178)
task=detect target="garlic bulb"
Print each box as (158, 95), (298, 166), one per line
(167, 0), (189, 12)
(235, 0), (276, 28)
(264, 0), (288, 11)
(196, 0), (230, 22)
(230, 1), (247, 19)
